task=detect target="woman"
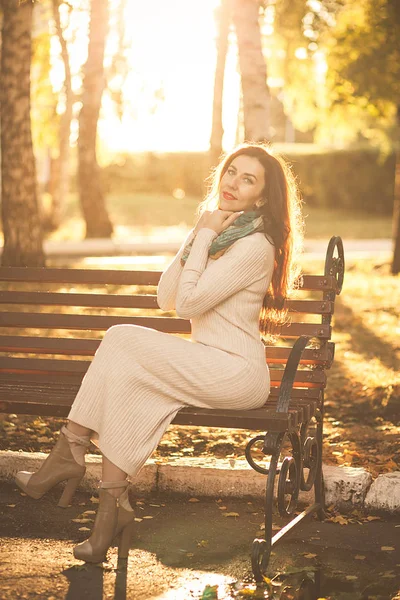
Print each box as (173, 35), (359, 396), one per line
(15, 143), (303, 563)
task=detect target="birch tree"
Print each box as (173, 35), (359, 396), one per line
(47, 0), (74, 230)
(232, 0), (271, 142)
(78, 0), (113, 238)
(209, 0), (232, 167)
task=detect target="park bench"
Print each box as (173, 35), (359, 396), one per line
(0, 235), (344, 581)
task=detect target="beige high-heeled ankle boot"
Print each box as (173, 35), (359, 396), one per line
(73, 481), (135, 563)
(15, 425), (91, 508)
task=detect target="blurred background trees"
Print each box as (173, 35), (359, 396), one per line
(324, 0), (400, 272)
(0, 0), (399, 270)
(78, 0), (113, 238)
(0, 0), (45, 267)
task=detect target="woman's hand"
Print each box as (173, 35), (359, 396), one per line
(194, 209), (242, 235)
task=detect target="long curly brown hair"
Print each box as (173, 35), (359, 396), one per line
(199, 143), (304, 339)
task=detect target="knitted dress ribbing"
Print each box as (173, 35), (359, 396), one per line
(67, 227), (275, 476)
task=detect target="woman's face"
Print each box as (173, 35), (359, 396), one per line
(218, 154), (265, 212)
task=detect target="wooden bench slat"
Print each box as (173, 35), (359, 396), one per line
(265, 343), (334, 367)
(0, 312), (330, 339)
(0, 381), (317, 430)
(0, 291), (334, 316)
(0, 291), (159, 309)
(279, 323), (331, 339)
(0, 268), (338, 292)
(0, 312), (191, 333)
(0, 336), (334, 367)
(0, 356), (327, 387)
(0, 371), (323, 399)
(295, 274), (337, 291)
(0, 267), (160, 286)
(0, 336), (101, 355)
(284, 299), (334, 314)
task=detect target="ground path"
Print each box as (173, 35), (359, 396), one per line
(1, 482), (399, 600)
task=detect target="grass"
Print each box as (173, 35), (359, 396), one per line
(1, 254), (399, 477)
(45, 192), (393, 242)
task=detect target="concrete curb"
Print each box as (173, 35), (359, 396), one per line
(1, 451), (398, 514)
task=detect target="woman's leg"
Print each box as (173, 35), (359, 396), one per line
(67, 420), (92, 437)
(102, 454), (127, 498)
(73, 451), (134, 563)
(68, 420), (127, 496)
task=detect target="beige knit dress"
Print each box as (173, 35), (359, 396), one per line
(68, 227), (275, 476)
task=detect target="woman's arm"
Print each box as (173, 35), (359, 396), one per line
(175, 228), (274, 319)
(157, 229), (196, 311)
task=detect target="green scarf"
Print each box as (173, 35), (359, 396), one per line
(181, 210), (264, 265)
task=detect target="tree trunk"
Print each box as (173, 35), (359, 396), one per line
(78, 0), (113, 238)
(391, 146), (400, 274)
(46, 0), (74, 231)
(0, 0), (45, 267)
(232, 0), (271, 143)
(209, 0), (232, 168)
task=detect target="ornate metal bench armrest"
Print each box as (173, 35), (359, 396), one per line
(276, 335), (311, 414)
(325, 235), (345, 295)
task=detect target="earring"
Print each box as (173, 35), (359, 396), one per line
(255, 200), (265, 208)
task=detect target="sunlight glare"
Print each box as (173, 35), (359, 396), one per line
(99, 0), (236, 153)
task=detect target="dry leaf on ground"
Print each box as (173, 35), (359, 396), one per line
(71, 518), (93, 524)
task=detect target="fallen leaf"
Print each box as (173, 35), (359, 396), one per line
(90, 496), (99, 504)
(345, 575), (358, 581)
(303, 553), (317, 559)
(189, 498), (200, 503)
(222, 512), (239, 518)
(381, 571), (396, 578)
(355, 555), (366, 560)
(381, 546), (395, 551)
(6, 504), (16, 508)
(37, 436), (52, 443)
(134, 518), (143, 522)
(82, 510), (96, 516)
(218, 506), (227, 510)
(200, 584), (218, 600)
(72, 518), (93, 524)
(186, 552), (194, 558)
(197, 540), (209, 548)
(329, 515), (349, 525)
(143, 515), (153, 519)
(366, 516), (381, 521)
(78, 527), (91, 532)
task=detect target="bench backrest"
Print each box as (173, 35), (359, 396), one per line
(0, 237), (344, 413)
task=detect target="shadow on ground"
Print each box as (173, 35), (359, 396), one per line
(1, 483), (399, 599)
